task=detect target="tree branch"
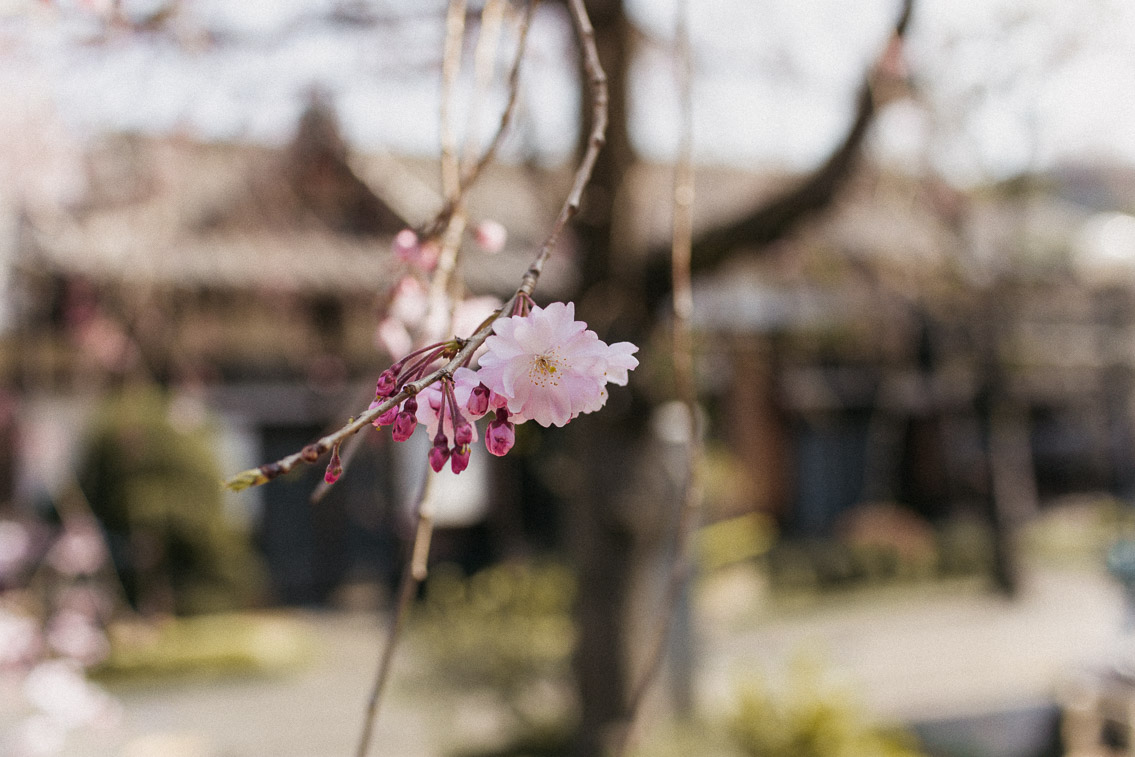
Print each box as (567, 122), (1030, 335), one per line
(643, 0), (915, 308)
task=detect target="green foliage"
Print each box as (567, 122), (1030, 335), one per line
(78, 385), (265, 614)
(416, 561), (576, 727)
(94, 612), (313, 681)
(729, 657), (926, 757)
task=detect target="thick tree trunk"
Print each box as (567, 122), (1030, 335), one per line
(562, 1), (916, 751)
(566, 3), (639, 753)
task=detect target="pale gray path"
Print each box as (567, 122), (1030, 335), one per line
(98, 613), (440, 757)
(696, 565), (1128, 724)
(45, 565), (1129, 756)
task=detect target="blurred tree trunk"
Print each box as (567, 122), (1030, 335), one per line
(563, 1), (915, 752)
(565, 2), (637, 753)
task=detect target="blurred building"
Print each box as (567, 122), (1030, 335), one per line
(6, 97), (1135, 600)
(1, 101), (574, 605)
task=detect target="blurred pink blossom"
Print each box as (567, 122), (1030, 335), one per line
(0, 609), (42, 667)
(46, 610), (109, 667)
(46, 523), (105, 577)
(473, 219), (507, 253)
(0, 521), (32, 580)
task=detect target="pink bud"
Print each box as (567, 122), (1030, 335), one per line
(392, 229), (420, 262)
(454, 420), (474, 447)
(324, 443), (343, 484)
(373, 402), (400, 427)
(429, 436), (450, 472)
(485, 409), (515, 457)
(392, 397), (418, 442)
(450, 444), (471, 473)
(376, 369), (397, 397)
(474, 220), (507, 253)
(467, 384), (490, 417)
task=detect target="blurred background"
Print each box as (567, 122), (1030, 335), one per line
(5, 0), (1135, 755)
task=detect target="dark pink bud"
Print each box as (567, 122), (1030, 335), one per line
(374, 403), (400, 427)
(392, 400), (418, 442)
(324, 442), (343, 484)
(467, 384), (490, 417)
(454, 420), (474, 447)
(485, 409), (515, 457)
(429, 436), (450, 472)
(376, 369), (397, 397)
(450, 444), (470, 474)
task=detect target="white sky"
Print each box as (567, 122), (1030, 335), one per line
(2, 0), (1135, 200)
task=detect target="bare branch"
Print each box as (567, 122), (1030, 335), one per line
(642, 0), (916, 311)
(420, 0), (537, 241)
(440, 0), (468, 200)
(460, 0), (506, 171)
(459, 0), (538, 191)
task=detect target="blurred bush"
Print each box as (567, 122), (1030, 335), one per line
(416, 561), (577, 742)
(729, 656), (925, 757)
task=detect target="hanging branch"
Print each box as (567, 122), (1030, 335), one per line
(641, 0), (915, 313)
(225, 3), (607, 753)
(220, 0), (583, 494)
(349, 4), (606, 755)
(613, 0), (700, 751)
(354, 4), (473, 752)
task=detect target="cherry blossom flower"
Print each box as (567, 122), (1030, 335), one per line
(475, 301), (638, 427)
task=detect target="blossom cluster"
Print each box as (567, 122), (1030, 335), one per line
(328, 301), (637, 481)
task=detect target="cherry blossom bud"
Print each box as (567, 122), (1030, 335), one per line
(474, 220), (507, 253)
(467, 384), (490, 417)
(392, 397), (418, 442)
(450, 444), (471, 474)
(324, 442), (343, 484)
(429, 435), (450, 472)
(485, 408), (515, 457)
(392, 229), (420, 262)
(370, 398), (400, 428)
(454, 419), (475, 447)
(376, 369), (398, 397)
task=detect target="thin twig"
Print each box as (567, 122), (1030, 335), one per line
(422, 0), (537, 239)
(352, 497), (429, 757)
(460, 0), (505, 171)
(440, 0), (467, 200)
(614, 1), (699, 752)
(459, 0), (537, 191)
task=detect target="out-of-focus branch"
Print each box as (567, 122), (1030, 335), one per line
(643, 0), (914, 309)
(460, 0), (537, 190)
(614, 0), (699, 751)
(421, 0), (537, 240)
(461, 0), (506, 170)
(440, 0), (468, 200)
